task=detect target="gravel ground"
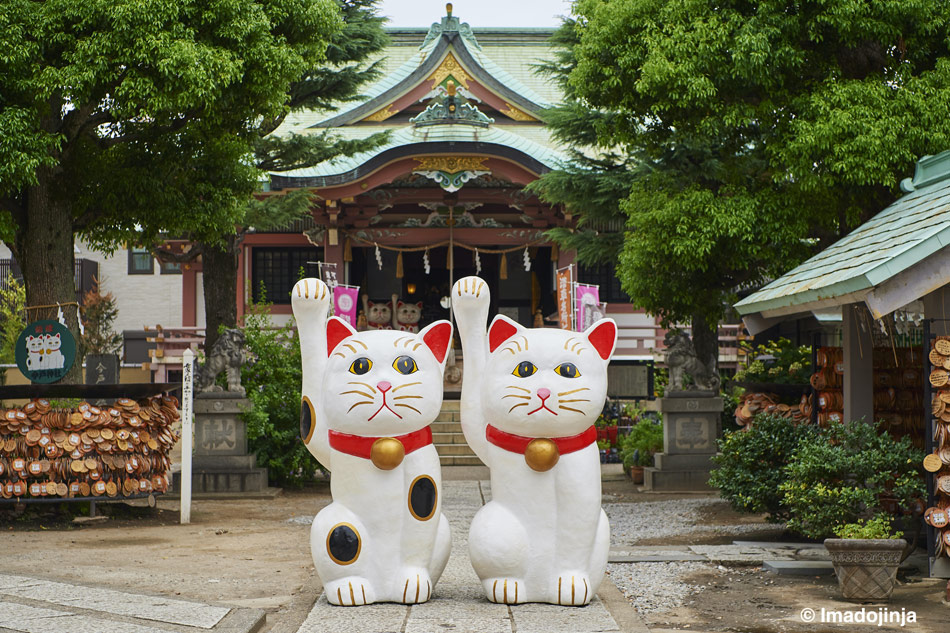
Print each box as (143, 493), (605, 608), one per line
(605, 498), (771, 546)
(607, 562), (714, 614)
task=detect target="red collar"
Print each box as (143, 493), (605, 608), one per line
(328, 427), (432, 459)
(486, 425), (597, 456)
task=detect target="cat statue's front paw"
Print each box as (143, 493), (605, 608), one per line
(291, 278), (331, 312)
(555, 573), (592, 606)
(452, 276), (489, 312)
(484, 577), (527, 605)
(325, 576), (375, 606)
(397, 569), (433, 604)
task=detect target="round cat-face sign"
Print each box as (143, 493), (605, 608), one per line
(15, 320), (76, 384)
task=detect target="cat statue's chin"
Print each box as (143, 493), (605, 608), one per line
(293, 278), (453, 606)
(452, 275), (617, 606)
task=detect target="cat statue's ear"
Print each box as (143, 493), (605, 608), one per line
(584, 318), (618, 361)
(488, 314), (522, 353)
(326, 316), (358, 356)
(418, 320), (453, 372)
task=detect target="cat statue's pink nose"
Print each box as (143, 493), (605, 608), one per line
(537, 387), (550, 400)
(378, 381), (392, 393)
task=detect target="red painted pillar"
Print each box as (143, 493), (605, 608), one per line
(182, 264), (198, 327)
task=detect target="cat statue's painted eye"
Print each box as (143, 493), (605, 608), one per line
(349, 358), (373, 375)
(393, 355), (418, 375)
(554, 362), (581, 378)
(512, 361), (538, 378)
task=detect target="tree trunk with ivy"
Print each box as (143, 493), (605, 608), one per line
(690, 312), (719, 382)
(200, 235), (240, 354)
(10, 166), (82, 383)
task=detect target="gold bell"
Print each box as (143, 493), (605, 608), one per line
(370, 437), (405, 470)
(524, 438), (559, 472)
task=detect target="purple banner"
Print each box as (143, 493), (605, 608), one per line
(334, 286), (360, 325)
(575, 284), (601, 331)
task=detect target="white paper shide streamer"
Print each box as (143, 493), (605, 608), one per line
(475, 248), (481, 276)
(523, 247), (531, 272)
(375, 243), (383, 270)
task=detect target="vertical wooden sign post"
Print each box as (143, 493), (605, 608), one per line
(181, 348), (195, 524)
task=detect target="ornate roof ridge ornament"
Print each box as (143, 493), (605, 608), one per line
(410, 80), (494, 128)
(420, 4), (482, 52)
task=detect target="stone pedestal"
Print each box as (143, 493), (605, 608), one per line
(172, 394), (268, 494)
(643, 392), (722, 491)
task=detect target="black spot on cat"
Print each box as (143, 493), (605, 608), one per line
(408, 475), (437, 521)
(327, 523), (361, 565)
(300, 397), (315, 443)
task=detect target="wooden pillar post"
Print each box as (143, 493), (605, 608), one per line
(843, 303), (874, 423)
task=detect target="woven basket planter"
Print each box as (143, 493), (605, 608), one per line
(824, 538), (906, 601)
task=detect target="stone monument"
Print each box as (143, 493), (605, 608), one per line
(644, 332), (723, 491)
(174, 329), (268, 494)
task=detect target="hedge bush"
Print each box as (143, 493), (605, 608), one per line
(709, 413), (816, 523)
(779, 419), (924, 539)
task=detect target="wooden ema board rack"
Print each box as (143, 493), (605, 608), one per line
(925, 337), (950, 557)
(0, 392), (180, 502)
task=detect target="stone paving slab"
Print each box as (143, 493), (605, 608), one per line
(0, 574), (231, 629)
(763, 561), (835, 576)
(688, 545), (796, 564)
(294, 481), (635, 633)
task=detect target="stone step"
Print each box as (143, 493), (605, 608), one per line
(434, 443), (478, 457)
(439, 455), (485, 467)
(430, 421), (463, 434)
(432, 432), (470, 445)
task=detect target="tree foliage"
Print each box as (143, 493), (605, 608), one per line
(539, 0), (950, 337)
(0, 0), (343, 379)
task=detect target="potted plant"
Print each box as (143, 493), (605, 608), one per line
(619, 419), (663, 484)
(596, 439), (610, 464)
(824, 516), (907, 601)
(79, 281), (123, 384)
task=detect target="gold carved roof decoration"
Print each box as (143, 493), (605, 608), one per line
(362, 103), (399, 123)
(501, 103), (537, 122)
(428, 52), (471, 90)
(413, 156), (489, 174)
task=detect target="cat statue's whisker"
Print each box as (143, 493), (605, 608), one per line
(558, 398), (590, 403)
(348, 381), (377, 394)
(394, 403), (422, 415)
(394, 394), (423, 400)
(347, 401), (374, 413)
(507, 385), (531, 393)
(502, 394), (531, 400)
(392, 381), (422, 392)
(557, 405), (585, 414)
(508, 402), (529, 413)
(557, 387), (589, 396)
(341, 389), (375, 399)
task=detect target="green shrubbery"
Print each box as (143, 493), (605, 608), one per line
(241, 298), (324, 486)
(710, 414), (817, 523)
(833, 516), (902, 540)
(711, 416), (924, 539)
(733, 337), (810, 385)
(619, 417), (663, 468)
(780, 419), (923, 539)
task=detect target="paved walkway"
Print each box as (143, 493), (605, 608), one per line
(294, 481), (647, 633)
(0, 573), (263, 633)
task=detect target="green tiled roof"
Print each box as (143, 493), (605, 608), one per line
(276, 123), (569, 182)
(735, 151), (950, 317)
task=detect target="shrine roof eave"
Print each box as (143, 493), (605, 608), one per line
(269, 140), (553, 191)
(312, 33), (548, 128)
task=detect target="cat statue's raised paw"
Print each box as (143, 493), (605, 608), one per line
(452, 276), (617, 606)
(292, 278), (453, 606)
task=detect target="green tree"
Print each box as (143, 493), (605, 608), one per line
(0, 274), (26, 383)
(153, 0), (389, 352)
(541, 0), (950, 361)
(0, 0), (342, 380)
(78, 282), (123, 360)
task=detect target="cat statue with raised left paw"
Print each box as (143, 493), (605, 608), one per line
(292, 278), (453, 606)
(452, 276), (617, 606)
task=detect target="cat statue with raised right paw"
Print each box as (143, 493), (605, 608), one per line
(452, 276), (617, 606)
(292, 278), (453, 606)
